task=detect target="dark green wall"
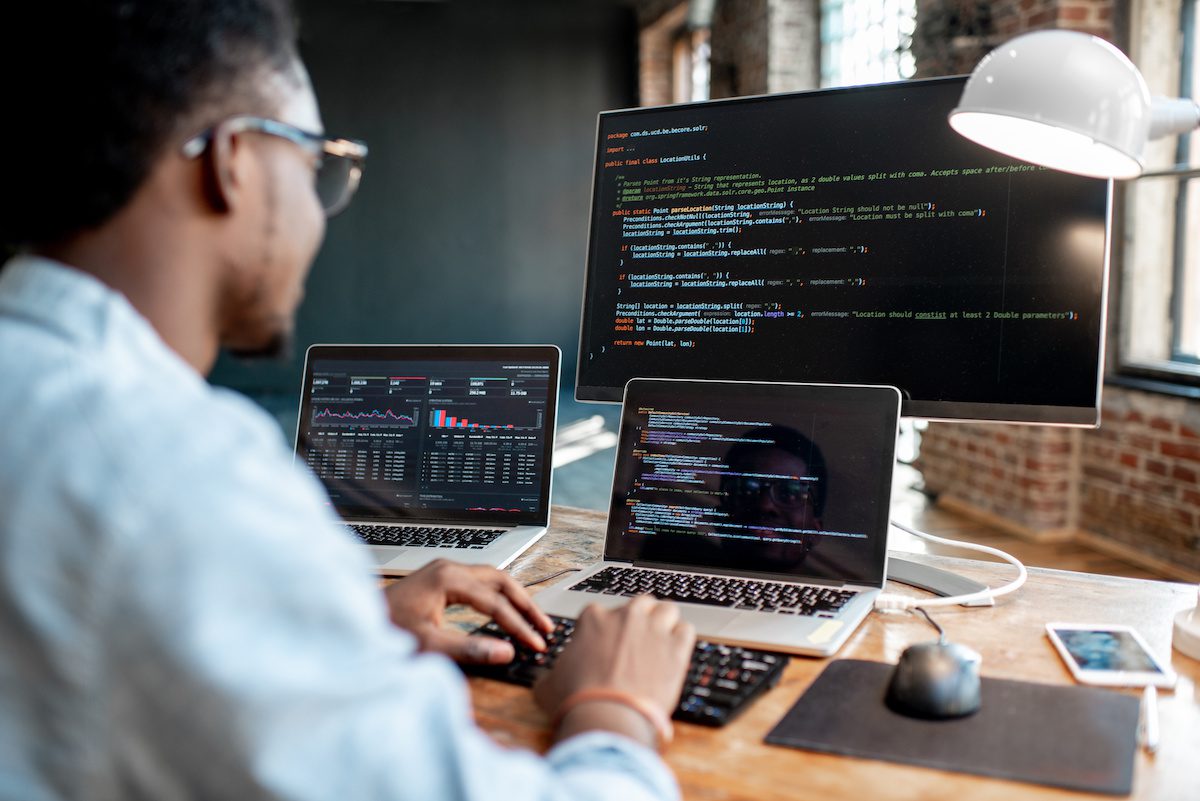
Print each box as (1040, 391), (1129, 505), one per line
(210, 0), (637, 411)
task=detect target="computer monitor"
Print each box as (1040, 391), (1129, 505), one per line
(575, 76), (1111, 425)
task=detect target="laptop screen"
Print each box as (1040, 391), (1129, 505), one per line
(605, 379), (899, 586)
(296, 345), (559, 525)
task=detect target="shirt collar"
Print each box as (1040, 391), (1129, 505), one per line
(0, 254), (174, 362)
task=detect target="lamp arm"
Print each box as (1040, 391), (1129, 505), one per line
(1138, 164), (1200, 179)
(1148, 96), (1200, 140)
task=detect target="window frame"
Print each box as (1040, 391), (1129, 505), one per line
(1110, 0), (1200, 395)
(1169, 0), (1198, 365)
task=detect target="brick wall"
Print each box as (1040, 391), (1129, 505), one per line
(1079, 388), (1200, 575)
(638, 2), (689, 107)
(918, 424), (1077, 535)
(708, 0), (819, 99)
(637, 0), (819, 104)
(638, 0), (818, 104)
(912, 0), (1116, 77)
(710, 0), (770, 97)
(920, 385), (1200, 578)
(991, 0), (1113, 37)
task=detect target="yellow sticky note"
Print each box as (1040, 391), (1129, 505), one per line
(809, 620), (844, 644)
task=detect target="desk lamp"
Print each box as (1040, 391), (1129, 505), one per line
(948, 30), (1199, 180)
(948, 29), (1200, 661)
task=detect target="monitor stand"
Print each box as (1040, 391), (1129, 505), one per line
(885, 555), (994, 607)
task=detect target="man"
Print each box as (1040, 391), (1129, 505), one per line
(0, 2), (694, 799)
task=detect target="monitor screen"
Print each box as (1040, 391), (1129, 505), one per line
(575, 76), (1111, 425)
(296, 345), (558, 524)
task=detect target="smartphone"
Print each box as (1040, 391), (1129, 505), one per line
(1046, 623), (1177, 688)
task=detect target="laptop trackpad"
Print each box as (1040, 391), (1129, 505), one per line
(675, 605), (740, 637)
(719, 613), (833, 645)
(369, 547), (408, 565)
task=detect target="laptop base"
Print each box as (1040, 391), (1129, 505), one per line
(369, 526), (547, 576)
(535, 562), (878, 657)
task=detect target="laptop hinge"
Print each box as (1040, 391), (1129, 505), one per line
(630, 560), (846, 587)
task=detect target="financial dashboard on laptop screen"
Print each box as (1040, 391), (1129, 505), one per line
(295, 346), (558, 524)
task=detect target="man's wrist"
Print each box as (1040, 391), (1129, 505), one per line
(553, 687), (674, 750)
(555, 699), (662, 751)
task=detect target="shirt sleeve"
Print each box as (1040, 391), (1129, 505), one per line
(96, 397), (679, 801)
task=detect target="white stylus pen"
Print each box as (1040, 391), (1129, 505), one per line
(1140, 685), (1160, 755)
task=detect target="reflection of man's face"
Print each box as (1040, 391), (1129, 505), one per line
(725, 447), (822, 537)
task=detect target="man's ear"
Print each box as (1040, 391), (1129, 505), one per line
(200, 123), (244, 215)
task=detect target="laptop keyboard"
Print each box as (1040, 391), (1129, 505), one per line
(349, 523), (504, 549)
(465, 615), (789, 726)
(568, 566), (855, 617)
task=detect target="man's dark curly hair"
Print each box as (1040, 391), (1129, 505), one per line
(0, 0), (299, 251)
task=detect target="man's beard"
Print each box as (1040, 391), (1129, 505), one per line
(225, 327), (294, 363)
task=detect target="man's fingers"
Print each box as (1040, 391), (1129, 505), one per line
(448, 577), (547, 652)
(672, 619), (697, 659)
(672, 617), (696, 642)
(488, 594), (548, 652)
(626, 594), (658, 615)
(648, 598), (681, 628)
(495, 571), (555, 634)
(420, 627), (516, 665)
(443, 566), (549, 651)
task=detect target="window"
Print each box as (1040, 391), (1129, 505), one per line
(1119, 0), (1200, 384)
(819, 0), (916, 88)
(638, 2), (709, 107)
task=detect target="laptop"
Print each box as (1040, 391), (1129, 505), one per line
(536, 378), (900, 656)
(295, 344), (560, 576)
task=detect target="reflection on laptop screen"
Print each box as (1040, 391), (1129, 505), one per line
(296, 350), (556, 523)
(606, 380), (897, 585)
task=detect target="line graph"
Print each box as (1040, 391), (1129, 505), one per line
(312, 406), (419, 427)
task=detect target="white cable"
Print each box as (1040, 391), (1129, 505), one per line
(874, 519), (1028, 611)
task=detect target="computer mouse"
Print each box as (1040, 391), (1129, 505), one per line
(885, 641), (982, 720)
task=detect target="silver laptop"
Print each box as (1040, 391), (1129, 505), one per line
(295, 344), (559, 576)
(537, 378), (899, 656)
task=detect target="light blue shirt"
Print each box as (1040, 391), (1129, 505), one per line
(0, 256), (678, 801)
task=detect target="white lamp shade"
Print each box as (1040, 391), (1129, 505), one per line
(949, 30), (1152, 179)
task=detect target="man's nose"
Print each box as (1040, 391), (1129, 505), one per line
(754, 489), (780, 510)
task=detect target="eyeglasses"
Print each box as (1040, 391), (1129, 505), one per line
(181, 116), (368, 217)
(726, 477), (815, 509)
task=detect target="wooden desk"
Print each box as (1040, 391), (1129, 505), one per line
(465, 507), (1200, 801)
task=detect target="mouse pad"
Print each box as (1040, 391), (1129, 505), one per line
(765, 659), (1139, 795)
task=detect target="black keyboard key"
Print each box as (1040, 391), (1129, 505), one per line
(462, 615), (788, 728)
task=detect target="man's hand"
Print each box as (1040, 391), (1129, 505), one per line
(533, 596), (695, 744)
(384, 560), (554, 665)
